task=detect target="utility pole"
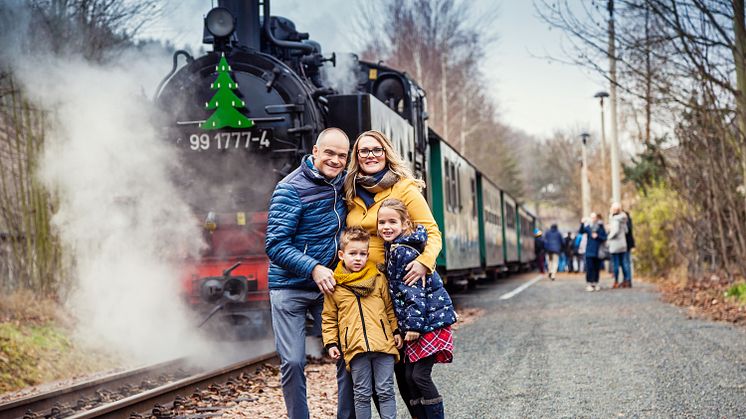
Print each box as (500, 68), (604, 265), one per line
(608, 0), (622, 203)
(580, 132), (591, 218)
(594, 91), (610, 205)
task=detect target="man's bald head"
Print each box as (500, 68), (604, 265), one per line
(611, 202), (622, 214)
(316, 128), (350, 148)
(312, 128), (350, 179)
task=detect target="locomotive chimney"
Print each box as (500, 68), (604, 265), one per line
(218, 0), (261, 50)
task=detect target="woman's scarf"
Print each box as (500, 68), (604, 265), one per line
(334, 261), (379, 297)
(355, 168), (399, 208)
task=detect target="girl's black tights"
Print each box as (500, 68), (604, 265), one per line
(404, 355), (439, 400)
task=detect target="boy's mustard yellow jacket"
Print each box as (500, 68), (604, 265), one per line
(346, 177), (441, 272)
(322, 261), (400, 369)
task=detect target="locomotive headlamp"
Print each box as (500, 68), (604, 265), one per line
(205, 7), (235, 38)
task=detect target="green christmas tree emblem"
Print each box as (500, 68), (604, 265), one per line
(201, 54), (254, 130)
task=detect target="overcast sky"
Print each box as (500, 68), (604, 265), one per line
(143, 0), (607, 141)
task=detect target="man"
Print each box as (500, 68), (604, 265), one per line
(543, 224), (564, 280)
(265, 128), (351, 419)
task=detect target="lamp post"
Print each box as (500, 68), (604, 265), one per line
(594, 91), (609, 205)
(607, 0), (621, 203)
(580, 132), (591, 218)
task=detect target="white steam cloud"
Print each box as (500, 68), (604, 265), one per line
(12, 46), (213, 363)
(324, 52), (360, 94)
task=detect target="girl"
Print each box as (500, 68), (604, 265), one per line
(378, 198), (456, 419)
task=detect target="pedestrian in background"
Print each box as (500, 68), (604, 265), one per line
(544, 224), (563, 280)
(608, 202), (631, 289)
(534, 229), (546, 274)
(579, 213), (607, 291)
(624, 209), (635, 287)
(563, 232), (575, 273)
(575, 221), (588, 273)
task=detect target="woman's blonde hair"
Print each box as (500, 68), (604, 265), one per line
(344, 130), (426, 203)
(378, 198), (414, 235)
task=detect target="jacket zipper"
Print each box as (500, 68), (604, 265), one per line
(344, 327), (348, 349)
(326, 178), (342, 260)
(379, 319), (388, 340)
(303, 243), (308, 254)
(356, 296), (371, 351)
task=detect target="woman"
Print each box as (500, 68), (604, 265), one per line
(345, 130), (442, 418)
(579, 212), (607, 291)
(345, 130), (441, 284)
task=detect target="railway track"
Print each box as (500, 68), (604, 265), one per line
(1, 352), (278, 419)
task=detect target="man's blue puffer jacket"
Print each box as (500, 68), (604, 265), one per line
(265, 156), (346, 290)
(384, 225), (457, 333)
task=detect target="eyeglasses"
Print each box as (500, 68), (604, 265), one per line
(357, 147), (385, 158)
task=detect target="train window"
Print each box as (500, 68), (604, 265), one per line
(455, 164), (460, 211)
(470, 178), (477, 219)
(444, 159), (450, 211)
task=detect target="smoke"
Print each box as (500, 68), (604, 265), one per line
(324, 52), (360, 94)
(1, 4), (218, 363)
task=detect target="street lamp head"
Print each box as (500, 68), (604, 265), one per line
(580, 132), (590, 145)
(594, 91), (609, 98)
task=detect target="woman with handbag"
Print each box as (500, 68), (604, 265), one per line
(578, 212), (607, 291)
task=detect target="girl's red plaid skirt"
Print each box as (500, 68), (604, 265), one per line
(405, 326), (454, 363)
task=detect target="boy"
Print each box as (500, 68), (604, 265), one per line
(321, 226), (402, 419)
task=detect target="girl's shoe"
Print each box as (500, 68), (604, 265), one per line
(421, 397), (444, 419)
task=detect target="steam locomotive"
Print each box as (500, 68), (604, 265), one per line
(154, 0), (536, 338)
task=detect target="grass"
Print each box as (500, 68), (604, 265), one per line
(725, 282), (746, 305)
(0, 291), (120, 394)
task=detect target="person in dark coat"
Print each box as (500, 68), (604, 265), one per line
(563, 232), (575, 273)
(578, 212), (607, 291)
(624, 210), (635, 287)
(534, 229), (546, 274)
(543, 224), (563, 280)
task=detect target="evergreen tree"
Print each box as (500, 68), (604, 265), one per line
(201, 54), (254, 130)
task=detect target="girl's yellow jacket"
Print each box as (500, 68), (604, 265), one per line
(321, 261), (400, 369)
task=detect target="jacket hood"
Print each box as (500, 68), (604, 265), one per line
(393, 224), (427, 251)
(302, 155), (345, 186)
(334, 260), (379, 297)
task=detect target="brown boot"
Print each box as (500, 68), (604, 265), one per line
(624, 280), (632, 288)
(612, 281), (620, 289)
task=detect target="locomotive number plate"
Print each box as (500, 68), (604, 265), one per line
(182, 129), (272, 151)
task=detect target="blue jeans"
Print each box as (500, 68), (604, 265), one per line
(559, 253), (567, 272)
(270, 288), (324, 419)
(611, 252), (631, 282)
(349, 353), (396, 419)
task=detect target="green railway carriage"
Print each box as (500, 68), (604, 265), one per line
(477, 174), (505, 275)
(427, 130), (481, 284)
(517, 206), (536, 268)
(501, 191), (520, 267)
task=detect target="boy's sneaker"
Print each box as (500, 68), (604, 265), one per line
(594, 284), (601, 291)
(585, 285), (594, 292)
